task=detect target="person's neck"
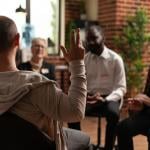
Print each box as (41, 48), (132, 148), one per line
(0, 55), (18, 72)
(0, 47), (19, 72)
(31, 57), (43, 65)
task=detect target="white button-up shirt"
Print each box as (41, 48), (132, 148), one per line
(85, 46), (127, 102)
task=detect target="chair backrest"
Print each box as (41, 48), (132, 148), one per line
(0, 112), (56, 150)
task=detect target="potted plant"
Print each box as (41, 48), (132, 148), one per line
(114, 8), (150, 97)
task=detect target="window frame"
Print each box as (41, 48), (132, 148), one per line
(25, 0), (63, 56)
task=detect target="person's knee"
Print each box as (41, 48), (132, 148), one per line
(63, 128), (91, 150)
(106, 102), (120, 123)
(79, 131), (91, 149)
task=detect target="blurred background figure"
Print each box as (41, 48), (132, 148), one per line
(18, 37), (55, 80)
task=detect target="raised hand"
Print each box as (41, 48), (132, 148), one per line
(60, 28), (85, 62)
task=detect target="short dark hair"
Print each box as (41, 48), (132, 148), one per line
(0, 16), (18, 52)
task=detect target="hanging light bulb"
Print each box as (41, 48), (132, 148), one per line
(15, 4), (27, 43)
(15, 5), (26, 13)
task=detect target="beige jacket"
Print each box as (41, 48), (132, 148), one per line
(0, 60), (87, 150)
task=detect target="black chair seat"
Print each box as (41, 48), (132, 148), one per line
(0, 112), (56, 150)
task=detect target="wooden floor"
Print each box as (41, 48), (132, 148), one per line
(80, 111), (148, 150)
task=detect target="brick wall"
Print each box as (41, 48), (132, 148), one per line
(98, 0), (150, 48)
(98, 0), (117, 48)
(115, 0), (150, 65)
(65, 0), (81, 26)
(98, 0), (150, 80)
(96, 0), (150, 105)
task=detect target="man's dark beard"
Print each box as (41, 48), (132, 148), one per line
(86, 44), (102, 56)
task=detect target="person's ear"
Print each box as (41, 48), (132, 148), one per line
(13, 33), (20, 47)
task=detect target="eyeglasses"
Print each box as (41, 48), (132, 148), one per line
(33, 44), (46, 49)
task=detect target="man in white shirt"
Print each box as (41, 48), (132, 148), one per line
(68, 25), (126, 150)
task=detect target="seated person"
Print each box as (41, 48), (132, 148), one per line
(18, 37), (55, 80)
(0, 16), (91, 150)
(68, 25), (127, 150)
(117, 67), (150, 150)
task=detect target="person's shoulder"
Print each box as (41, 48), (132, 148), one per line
(17, 71), (57, 93)
(19, 70), (50, 82)
(84, 52), (91, 60)
(86, 51), (91, 56)
(107, 47), (123, 61)
(19, 70), (43, 78)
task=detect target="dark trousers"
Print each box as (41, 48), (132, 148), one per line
(68, 101), (120, 150)
(117, 109), (150, 150)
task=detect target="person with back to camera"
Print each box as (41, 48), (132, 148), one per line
(0, 16), (92, 150)
(117, 66), (150, 150)
(68, 25), (127, 150)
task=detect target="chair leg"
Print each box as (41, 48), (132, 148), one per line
(91, 117), (102, 150)
(97, 117), (101, 147)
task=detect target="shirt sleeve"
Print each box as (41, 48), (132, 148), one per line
(32, 60), (87, 122)
(105, 57), (127, 102)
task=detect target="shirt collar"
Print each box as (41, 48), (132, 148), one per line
(100, 46), (110, 59)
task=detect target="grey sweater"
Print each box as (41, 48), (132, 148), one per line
(0, 60), (87, 150)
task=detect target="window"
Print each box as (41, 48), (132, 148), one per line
(30, 0), (60, 54)
(0, 0), (26, 36)
(0, 0), (61, 55)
